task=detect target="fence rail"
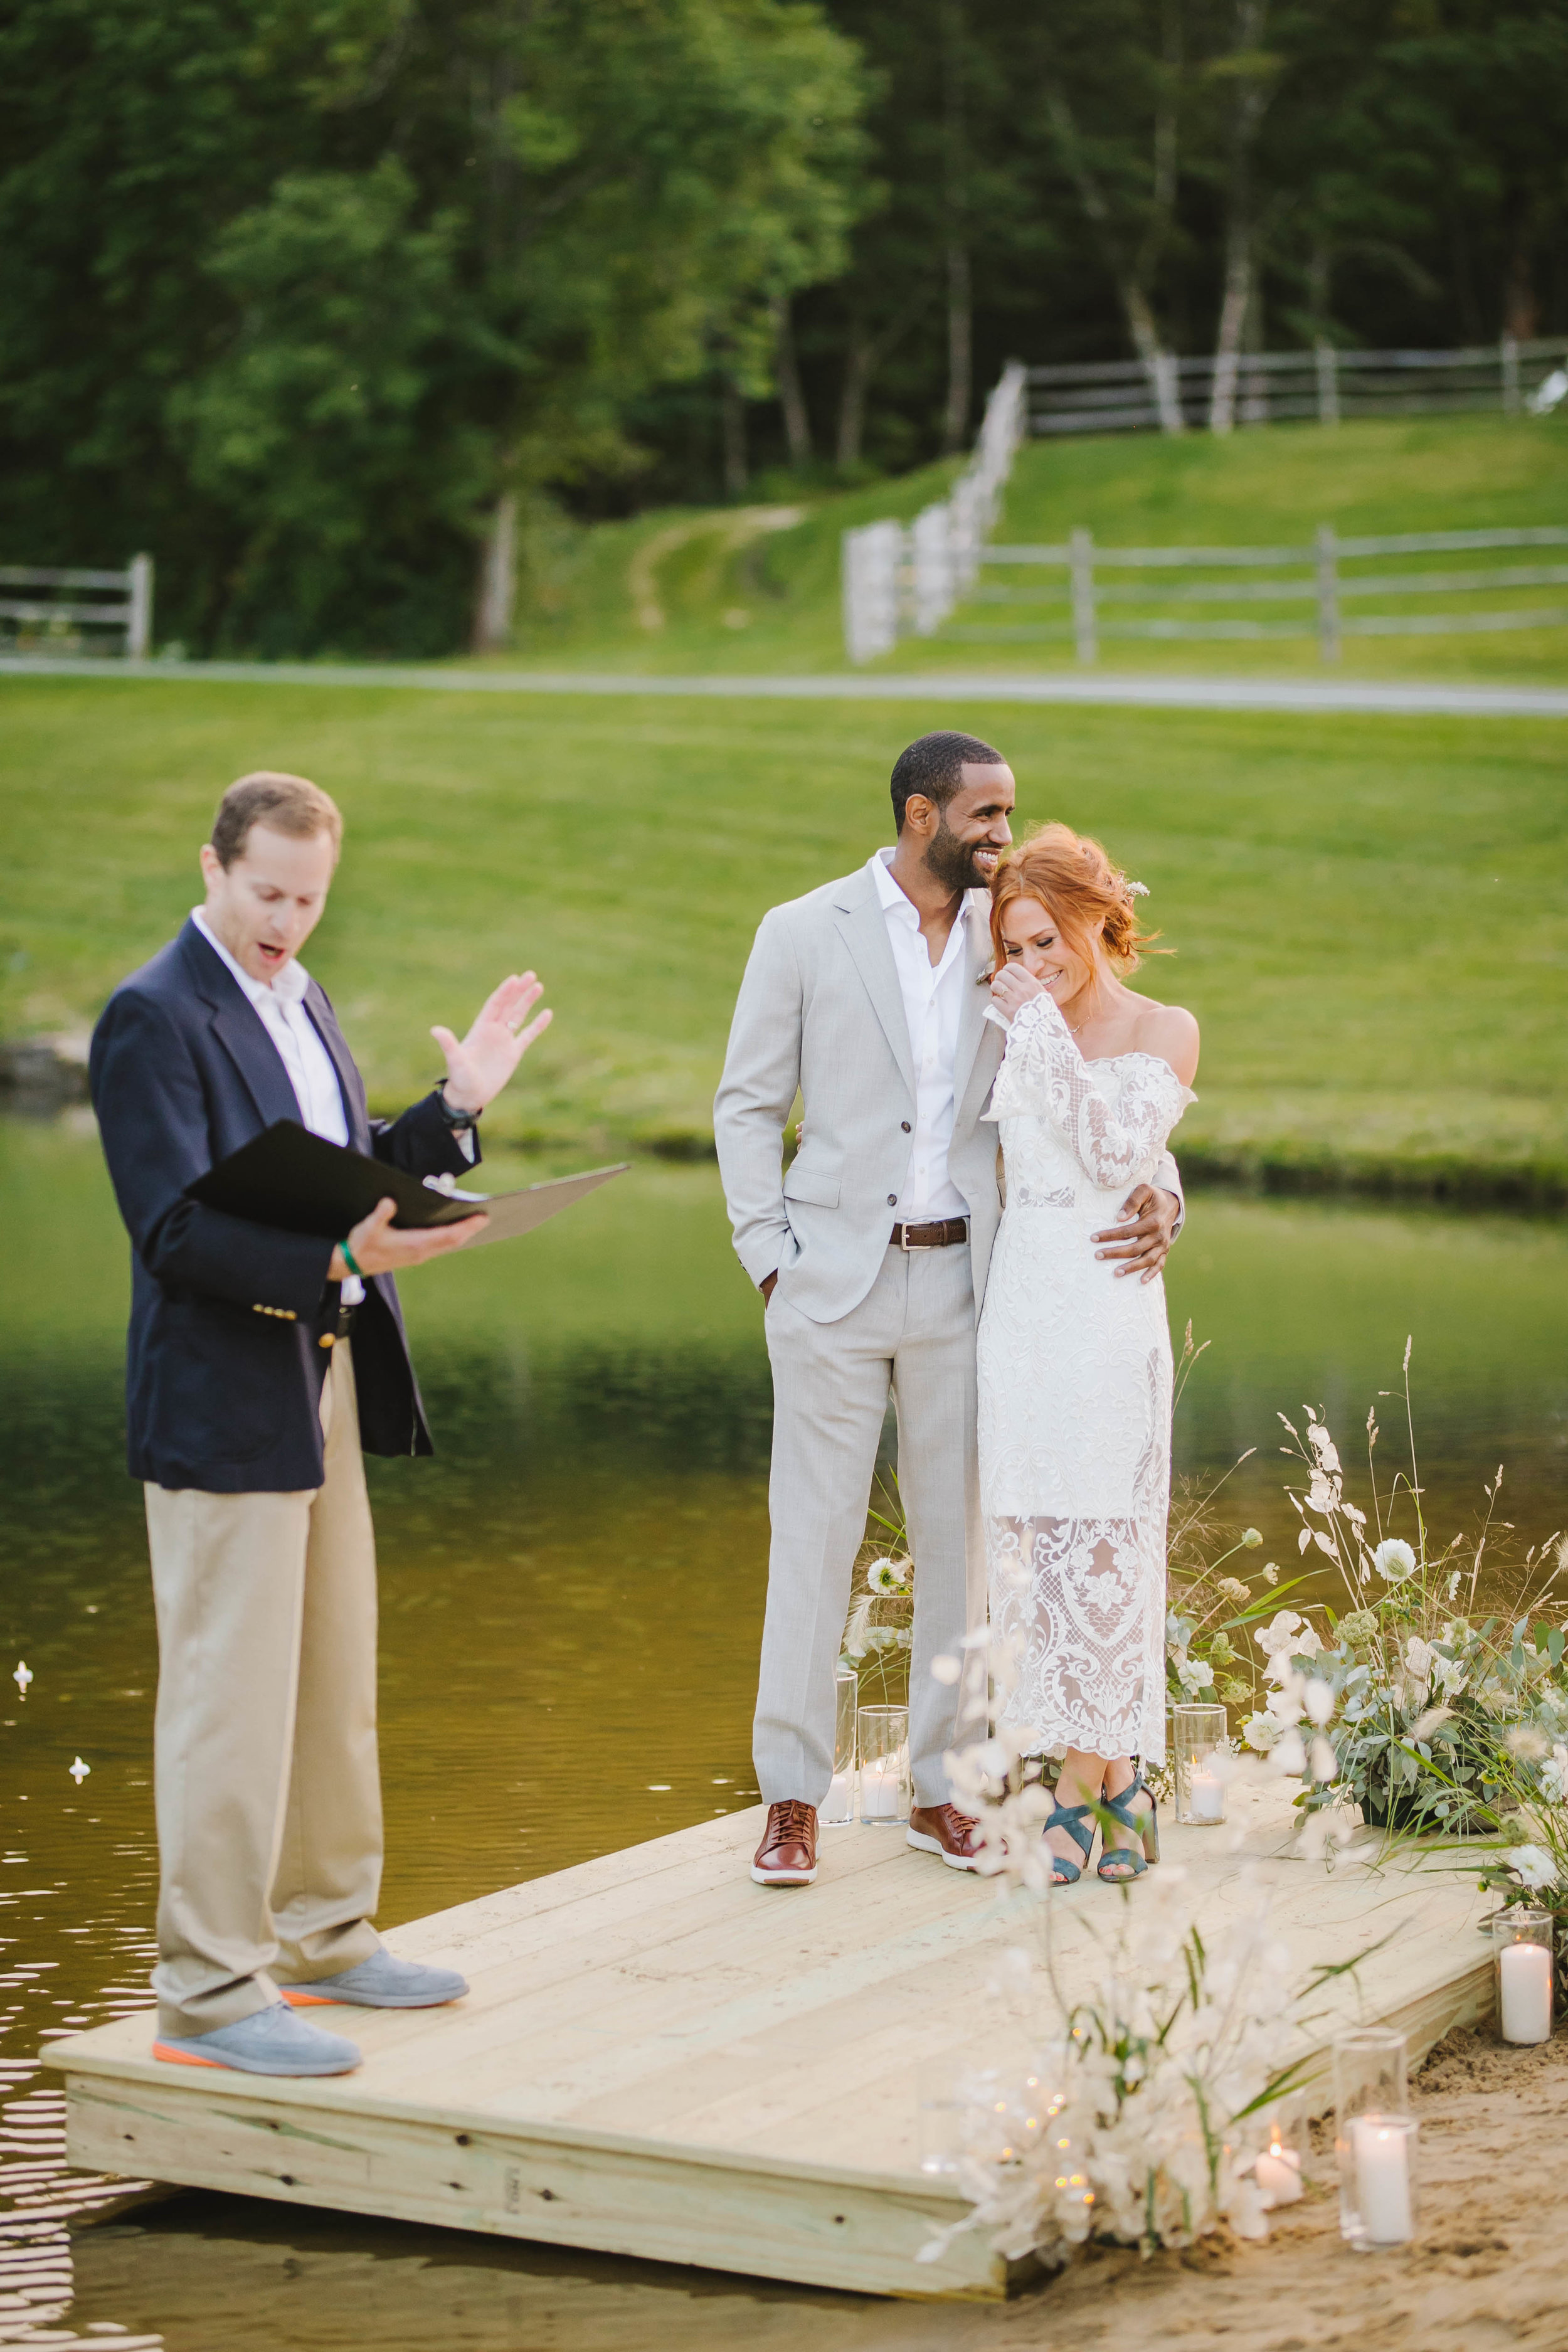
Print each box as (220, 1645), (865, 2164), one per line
(950, 526), (1568, 663)
(0, 556), (154, 657)
(1027, 337), (1568, 437)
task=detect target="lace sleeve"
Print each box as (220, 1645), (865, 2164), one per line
(990, 992), (1193, 1189)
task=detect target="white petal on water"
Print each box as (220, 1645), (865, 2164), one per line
(68, 1756), (90, 1784)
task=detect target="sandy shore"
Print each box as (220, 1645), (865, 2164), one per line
(956, 2020), (1568, 2352)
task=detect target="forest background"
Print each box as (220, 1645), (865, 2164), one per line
(3, 0), (1567, 660)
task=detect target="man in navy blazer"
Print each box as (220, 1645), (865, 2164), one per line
(90, 770), (551, 2077)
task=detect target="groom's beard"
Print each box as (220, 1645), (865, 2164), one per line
(923, 811), (994, 894)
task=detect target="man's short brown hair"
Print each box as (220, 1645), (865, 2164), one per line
(209, 772), (343, 869)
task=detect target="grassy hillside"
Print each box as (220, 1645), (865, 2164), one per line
(3, 675), (1564, 1201)
(492, 414), (1568, 684)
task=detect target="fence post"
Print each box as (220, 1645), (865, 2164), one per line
(126, 553), (154, 660)
(1315, 342), (1340, 428)
(1315, 524), (1340, 662)
(842, 521), (904, 664)
(1501, 334), (1521, 416)
(911, 502), (955, 636)
(1069, 527), (1098, 664)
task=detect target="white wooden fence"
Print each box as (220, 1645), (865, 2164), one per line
(0, 555), (154, 658)
(952, 526), (1568, 662)
(842, 364), (1027, 662)
(1028, 337), (1568, 436)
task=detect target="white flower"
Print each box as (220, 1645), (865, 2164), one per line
(1271, 1730), (1307, 1777)
(1243, 1712), (1279, 1754)
(1303, 1679), (1336, 1727)
(1177, 1655), (1215, 1694)
(1404, 1636), (1433, 1682)
(1540, 1745), (1568, 1803)
(1241, 1528), (1262, 1549)
(1505, 1844), (1559, 1892)
(1432, 1655), (1468, 1699)
(1374, 1539), (1417, 1584)
(865, 1557), (911, 1596)
(1256, 1610), (1304, 1659)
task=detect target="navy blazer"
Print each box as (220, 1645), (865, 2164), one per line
(89, 919), (479, 1493)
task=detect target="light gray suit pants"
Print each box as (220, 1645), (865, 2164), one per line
(755, 1240), (986, 1809)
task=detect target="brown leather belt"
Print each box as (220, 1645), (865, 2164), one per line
(891, 1217), (969, 1251)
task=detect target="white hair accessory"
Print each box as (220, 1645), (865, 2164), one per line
(1125, 879), (1150, 898)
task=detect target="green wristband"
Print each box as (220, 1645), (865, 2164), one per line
(340, 1239), (365, 1281)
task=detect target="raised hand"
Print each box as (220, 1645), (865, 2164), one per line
(989, 962), (1046, 1019)
(432, 973), (552, 1116)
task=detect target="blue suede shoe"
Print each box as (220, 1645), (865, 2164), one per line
(279, 1950), (469, 2010)
(154, 2001), (361, 2075)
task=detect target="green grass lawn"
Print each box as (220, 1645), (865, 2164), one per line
(491, 414), (1568, 685)
(3, 675), (1564, 1199)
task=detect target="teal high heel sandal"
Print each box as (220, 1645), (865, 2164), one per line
(1096, 1772), (1160, 1882)
(1044, 1799), (1096, 1886)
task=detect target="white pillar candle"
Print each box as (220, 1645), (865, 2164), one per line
(1500, 1940), (1553, 2044)
(1352, 2117), (1413, 2242)
(823, 1771), (853, 1823)
(1254, 2144), (1303, 2206)
(1189, 1769), (1224, 1821)
(861, 1758), (903, 1820)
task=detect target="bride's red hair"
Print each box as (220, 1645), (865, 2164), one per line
(988, 822), (1164, 977)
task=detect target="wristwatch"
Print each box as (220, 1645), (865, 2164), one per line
(433, 1085), (481, 1131)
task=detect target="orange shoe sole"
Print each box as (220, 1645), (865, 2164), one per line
(277, 1987), (339, 2006)
(152, 2042), (226, 2067)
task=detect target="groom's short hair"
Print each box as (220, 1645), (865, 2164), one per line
(890, 731), (1004, 830)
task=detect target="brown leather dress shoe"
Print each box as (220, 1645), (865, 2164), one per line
(907, 1802), (983, 1871)
(750, 1799), (818, 1886)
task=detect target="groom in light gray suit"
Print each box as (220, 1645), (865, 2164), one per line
(715, 733), (1181, 1887)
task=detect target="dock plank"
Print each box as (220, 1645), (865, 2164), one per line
(51, 1772), (1495, 2297)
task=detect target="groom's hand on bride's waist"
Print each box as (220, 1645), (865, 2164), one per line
(1093, 1185), (1179, 1283)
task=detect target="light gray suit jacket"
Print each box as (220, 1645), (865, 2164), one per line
(714, 862), (1184, 1327)
(713, 864), (1004, 1325)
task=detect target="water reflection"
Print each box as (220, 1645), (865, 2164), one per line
(1, 1120), (1565, 2346)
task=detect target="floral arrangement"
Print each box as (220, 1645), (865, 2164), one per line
(920, 1694), (1352, 2268)
(1239, 1342), (1565, 1848)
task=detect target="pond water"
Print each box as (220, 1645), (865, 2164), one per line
(2, 1115), (1564, 2349)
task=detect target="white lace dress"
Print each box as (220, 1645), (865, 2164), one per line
(977, 992), (1194, 1765)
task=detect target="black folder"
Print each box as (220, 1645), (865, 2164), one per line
(185, 1120), (628, 1249)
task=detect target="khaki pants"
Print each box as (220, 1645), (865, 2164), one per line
(144, 1342), (383, 2037)
(756, 1242), (986, 1810)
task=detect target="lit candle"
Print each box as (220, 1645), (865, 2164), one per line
(1500, 1941), (1553, 2044)
(1189, 1769), (1224, 1822)
(1253, 2142), (1303, 2206)
(1352, 2116), (1413, 2243)
(861, 1757), (903, 1821)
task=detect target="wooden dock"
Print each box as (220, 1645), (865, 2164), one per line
(51, 1773), (1493, 2299)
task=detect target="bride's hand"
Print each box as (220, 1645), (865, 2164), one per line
(990, 963), (1047, 1019)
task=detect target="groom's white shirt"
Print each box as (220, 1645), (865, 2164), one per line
(869, 848), (971, 1221)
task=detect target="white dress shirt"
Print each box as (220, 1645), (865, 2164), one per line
(868, 849), (971, 1221)
(192, 908), (366, 1300)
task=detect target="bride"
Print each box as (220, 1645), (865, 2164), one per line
(977, 824), (1199, 1886)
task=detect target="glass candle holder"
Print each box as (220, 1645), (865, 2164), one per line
(857, 1704), (911, 1825)
(820, 1668), (857, 1827)
(1492, 1906), (1555, 2045)
(1172, 1703), (1228, 1826)
(1333, 2028), (1413, 2249)
(915, 2058), (965, 2176)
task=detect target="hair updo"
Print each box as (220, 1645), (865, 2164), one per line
(988, 821), (1164, 978)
